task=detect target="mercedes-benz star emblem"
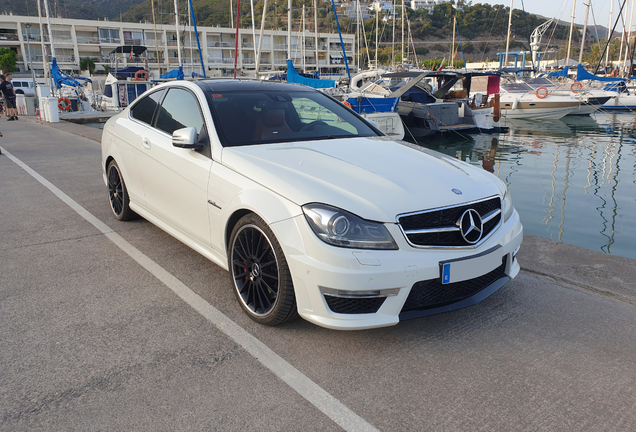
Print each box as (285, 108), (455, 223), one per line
(458, 209), (483, 244)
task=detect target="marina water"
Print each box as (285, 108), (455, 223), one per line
(413, 112), (636, 260)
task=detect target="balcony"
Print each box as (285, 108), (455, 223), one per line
(100, 37), (121, 44)
(145, 39), (165, 47)
(124, 39), (144, 46)
(208, 41), (234, 48)
(21, 34), (42, 42)
(77, 36), (100, 44)
(0, 33), (19, 41)
(241, 42), (254, 49)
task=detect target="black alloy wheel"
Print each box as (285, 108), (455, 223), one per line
(107, 160), (135, 221)
(229, 214), (297, 325)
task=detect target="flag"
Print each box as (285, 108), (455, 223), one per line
(129, 49), (133, 60)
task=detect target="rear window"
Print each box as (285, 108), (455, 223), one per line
(208, 90), (380, 147)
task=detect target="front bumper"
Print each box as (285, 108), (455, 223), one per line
(271, 210), (523, 330)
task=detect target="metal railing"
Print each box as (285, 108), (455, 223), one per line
(99, 37), (121, 44)
(0, 33), (20, 41)
(76, 36), (100, 44)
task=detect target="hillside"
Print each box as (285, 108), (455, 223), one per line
(1, 0), (146, 21)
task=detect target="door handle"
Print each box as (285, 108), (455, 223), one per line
(141, 138), (151, 149)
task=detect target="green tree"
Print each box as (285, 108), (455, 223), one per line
(80, 57), (96, 74)
(0, 48), (17, 74)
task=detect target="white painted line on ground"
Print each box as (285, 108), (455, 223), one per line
(3, 147), (380, 432)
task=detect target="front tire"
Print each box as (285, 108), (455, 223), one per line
(228, 213), (297, 326)
(107, 160), (135, 221)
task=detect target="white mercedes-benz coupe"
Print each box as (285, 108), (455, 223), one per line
(101, 79), (522, 330)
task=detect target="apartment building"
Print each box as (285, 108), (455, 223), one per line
(0, 14), (355, 78)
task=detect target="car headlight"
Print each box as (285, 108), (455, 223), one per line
(302, 203), (398, 250)
(502, 184), (514, 222)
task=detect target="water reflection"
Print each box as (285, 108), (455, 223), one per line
(412, 113), (636, 260)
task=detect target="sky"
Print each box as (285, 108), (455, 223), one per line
(474, 0), (632, 31)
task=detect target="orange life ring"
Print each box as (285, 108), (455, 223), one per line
(570, 81), (583, 92)
(535, 87), (549, 99)
(58, 97), (71, 111)
(134, 70), (149, 81)
(344, 101), (353, 109)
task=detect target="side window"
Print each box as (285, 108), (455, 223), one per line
(130, 90), (164, 125)
(155, 88), (204, 136)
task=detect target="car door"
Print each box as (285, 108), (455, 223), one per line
(111, 88), (166, 207)
(135, 86), (213, 246)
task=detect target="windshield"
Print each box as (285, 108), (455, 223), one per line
(207, 90), (381, 147)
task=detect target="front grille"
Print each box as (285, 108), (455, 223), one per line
(398, 196), (501, 247)
(400, 258), (506, 313)
(324, 295), (386, 314)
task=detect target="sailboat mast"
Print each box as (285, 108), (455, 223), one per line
(376, 8), (379, 68)
(36, 0), (48, 82)
(401, 0), (404, 63)
(391, 0), (395, 67)
(579, 1), (590, 64)
(43, 0), (55, 58)
(233, 0), (240, 78)
(303, 6), (306, 73)
(623, 0), (635, 75)
(566, 0), (577, 66)
(451, 16), (456, 68)
(314, 0), (319, 73)
(174, 0), (183, 66)
(606, 0), (615, 68)
(287, 0), (292, 60)
(255, 0), (267, 75)
(504, 0), (513, 67)
(250, 0), (257, 68)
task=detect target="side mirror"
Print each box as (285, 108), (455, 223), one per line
(172, 127), (201, 149)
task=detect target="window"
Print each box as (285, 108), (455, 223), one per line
(155, 88), (204, 136)
(131, 90), (164, 125)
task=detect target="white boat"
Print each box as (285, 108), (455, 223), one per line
(100, 72), (152, 111)
(499, 82), (580, 120)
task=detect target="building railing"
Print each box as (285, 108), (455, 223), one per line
(0, 33), (19, 41)
(208, 41), (233, 47)
(76, 36), (100, 44)
(100, 37), (121, 44)
(124, 39), (144, 46)
(145, 40), (166, 47)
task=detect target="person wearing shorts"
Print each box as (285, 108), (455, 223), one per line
(0, 74), (18, 120)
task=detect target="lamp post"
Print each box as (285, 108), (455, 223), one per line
(25, 23), (38, 107)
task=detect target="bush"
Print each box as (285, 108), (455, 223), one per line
(79, 57), (96, 74)
(0, 47), (17, 74)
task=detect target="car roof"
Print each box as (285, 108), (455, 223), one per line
(194, 79), (316, 93)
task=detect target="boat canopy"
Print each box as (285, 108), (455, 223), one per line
(109, 45), (148, 56)
(112, 66), (146, 79)
(160, 66), (184, 80)
(547, 67), (569, 78)
(286, 60), (335, 89)
(51, 58), (91, 89)
(576, 64), (625, 82)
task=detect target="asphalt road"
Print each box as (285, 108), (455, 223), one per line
(1, 119), (635, 431)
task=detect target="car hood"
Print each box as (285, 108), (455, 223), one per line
(222, 137), (504, 222)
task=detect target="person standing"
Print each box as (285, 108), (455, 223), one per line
(0, 74), (18, 121)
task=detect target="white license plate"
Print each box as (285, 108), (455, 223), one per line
(440, 246), (504, 284)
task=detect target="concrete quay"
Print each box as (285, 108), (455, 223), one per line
(1, 117), (635, 431)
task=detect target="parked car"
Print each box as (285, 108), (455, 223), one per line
(101, 79), (523, 330)
(11, 78), (36, 96)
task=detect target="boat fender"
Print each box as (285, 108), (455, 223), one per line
(134, 70), (149, 81)
(512, 97), (519, 110)
(535, 87), (549, 99)
(58, 97), (72, 111)
(571, 81), (583, 92)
